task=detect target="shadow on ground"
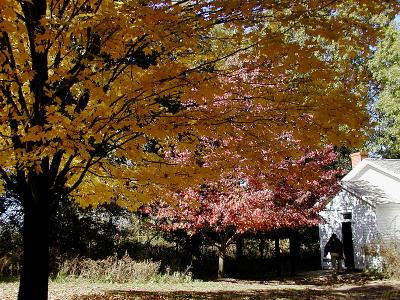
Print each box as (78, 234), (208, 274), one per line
(76, 285), (400, 300)
(291, 270), (373, 286)
(75, 271), (400, 300)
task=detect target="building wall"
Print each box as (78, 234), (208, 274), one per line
(376, 203), (400, 240)
(319, 190), (378, 269)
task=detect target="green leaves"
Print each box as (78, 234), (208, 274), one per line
(368, 22), (400, 158)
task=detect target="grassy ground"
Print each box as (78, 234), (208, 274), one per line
(1, 271), (400, 300)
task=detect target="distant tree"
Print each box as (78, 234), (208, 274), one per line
(368, 21), (400, 158)
(0, 193), (132, 270)
(0, 0), (396, 298)
(48, 200), (132, 260)
(149, 147), (342, 278)
(0, 190), (22, 259)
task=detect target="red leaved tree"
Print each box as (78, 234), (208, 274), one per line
(147, 146), (342, 278)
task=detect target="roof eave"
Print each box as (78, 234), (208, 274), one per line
(338, 182), (376, 208)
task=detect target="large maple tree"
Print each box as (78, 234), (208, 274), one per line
(148, 146), (342, 278)
(0, 0), (397, 299)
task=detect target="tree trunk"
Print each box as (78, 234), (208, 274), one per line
(259, 238), (265, 260)
(236, 237), (244, 260)
(190, 234), (201, 261)
(289, 230), (300, 276)
(218, 246), (226, 279)
(18, 0), (51, 297)
(275, 237), (282, 279)
(18, 182), (50, 300)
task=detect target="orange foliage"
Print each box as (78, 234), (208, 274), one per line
(0, 0), (397, 207)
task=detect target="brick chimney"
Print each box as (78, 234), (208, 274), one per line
(349, 151), (368, 169)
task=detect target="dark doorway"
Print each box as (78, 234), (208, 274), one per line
(341, 222), (355, 269)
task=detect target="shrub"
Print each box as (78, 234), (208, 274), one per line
(57, 253), (159, 282)
(0, 252), (21, 279)
(380, 239), (400, 279)
(364, 238), (400, 279)
(56, 253), (192, 283)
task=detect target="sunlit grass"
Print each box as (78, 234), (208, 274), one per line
(2, 272), (400, 300)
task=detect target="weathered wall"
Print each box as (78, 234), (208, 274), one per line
(376, 203), (400, 240)
(319, 190), (378, 269)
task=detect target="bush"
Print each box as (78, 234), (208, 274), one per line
(56, 253), (192, 283)
(380, 239), (400, 279)
(57, 253), (160, 282)
(0, 252), (21, 279)
(364, 239), (400, 279)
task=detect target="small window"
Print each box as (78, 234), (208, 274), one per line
(342, 212), (352, 220)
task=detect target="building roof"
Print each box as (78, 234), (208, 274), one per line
(341, 158), (400, 205)
(340, 180), (392, 206)
(367, 159), (400, 178)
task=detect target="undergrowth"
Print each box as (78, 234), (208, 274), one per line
(380, 239), (400, 279)
(363, 239), (400, 280)
(0, 253), (20, 280)
(55, 253), (193, 283)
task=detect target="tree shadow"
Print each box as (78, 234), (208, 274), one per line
(345, 284), (400, 299)
(74, 270), (400, 300)
(76, 284), (400, 300)
(290, 270), (372, 286)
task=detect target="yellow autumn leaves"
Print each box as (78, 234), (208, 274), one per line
(0, 0), (398, 209)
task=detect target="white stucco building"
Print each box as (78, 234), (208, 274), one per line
(319, 153), (400, 270)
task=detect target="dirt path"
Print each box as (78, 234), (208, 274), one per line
(1, 271), (399, 299)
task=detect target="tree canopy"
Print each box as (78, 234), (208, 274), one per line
(148, 146), (342, 277)
(151, 147), (342, 235)
(368, 21), (400, 158)
(0, 0), (398, 299)
(0, 0), (396, 206)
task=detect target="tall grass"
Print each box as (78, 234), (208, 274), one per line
(380, 239), (400, 279)
(56, 253), (192, 283)
(0, 253), (21, 279)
